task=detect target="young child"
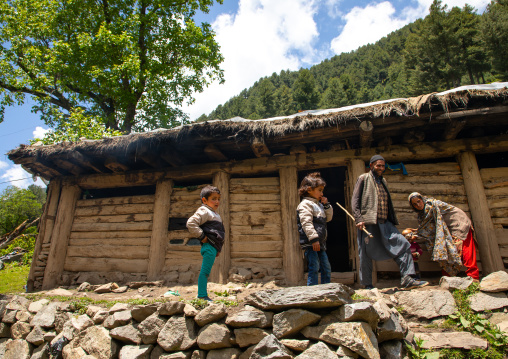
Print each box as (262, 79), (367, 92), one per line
(402, 228), (423, 279)
(297, 172), (333, 286)
(186, 185), (225, 301)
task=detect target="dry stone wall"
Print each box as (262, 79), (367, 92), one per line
(2, 274), (508, 359)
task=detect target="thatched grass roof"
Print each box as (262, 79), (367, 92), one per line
(7, 83), (508, 180)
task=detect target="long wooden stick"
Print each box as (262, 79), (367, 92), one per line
(336, 202), (373, 238)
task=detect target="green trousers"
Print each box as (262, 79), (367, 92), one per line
(198, 242), (217, 298)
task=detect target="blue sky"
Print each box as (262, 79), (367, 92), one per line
(0, 0), (492, 193)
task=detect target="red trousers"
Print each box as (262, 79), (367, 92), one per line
(442, 228), (480, 280)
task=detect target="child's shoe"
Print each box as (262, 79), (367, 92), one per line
(198, 296), (213, 302)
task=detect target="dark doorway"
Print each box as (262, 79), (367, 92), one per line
(298, 167), (351, 272)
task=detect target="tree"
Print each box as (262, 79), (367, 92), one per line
(255, 79), (276, 118)
(319, 78), (348, 109)
(0, 0), (224, 134)
(0, 186), (43, 235)
(481, 0), (508, 79)
(292, 69), (320, 112)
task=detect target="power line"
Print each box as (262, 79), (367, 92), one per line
(0, 126), (41, 138)
(0, 176), (33, 185)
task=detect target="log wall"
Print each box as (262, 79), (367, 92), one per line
(376, 162), (471, 272)
(229, 177), (284, 273)
(63, 195), (155, 276)
(481, 167), (508, 267)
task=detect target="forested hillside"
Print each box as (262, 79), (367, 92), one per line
(198, 0), (508, 122)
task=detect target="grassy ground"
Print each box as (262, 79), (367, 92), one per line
(0, 262), (29, 294)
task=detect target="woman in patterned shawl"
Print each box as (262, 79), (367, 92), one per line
(407, 192), (479, 280)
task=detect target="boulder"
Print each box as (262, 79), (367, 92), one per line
(336, 302), (379, 329)
(119, 344), (154, 359)
(15, 311), (32, 323)
(138, 313), (166, 344)
(110, 323), (142, 345)
(4, 339), (32, 359)
(372, 300), (391, 323)
(225, 305), (273, 328)
(394, 290), (456, 319)
(414, 332), (488, 350)
(272, 309), (320, 338)
(6, 296), (30, 311)
(0, 300), (8, 320)
(26, 325), (46, 346)
(234, 328), (270, 348)
(30, 303), (59, 328)
(157, 315), (197, 351)
(31, 343), (50, 359)
(183, 304), (199, 317)
(78, 282), (92, 292)
(194, 304), (227, 327)
(469, 291), (508, 312)
(206, 348), (242, 359)
(439, 276), (473, 291)
(279, 339), (309, 352)
(158, 301), (185, 316)
(0, 323), (10, 338)
(245, 283), (353, 310)
(28, 300), (49, 314)
(103, 310), (132, 329)
(479, 271), (508, 292)
(11, 321), (32, 339)
(250, 334), (292, 359)
(86, 305), (103, 318)
(2, 309), (18, 324)
(379, 340), (405, 359)
(109, 303), (131, 313)
(376, 311), (406, 342)
(131, 304), (159, 322)
(94, 283), (119, 293)
(196, 323), (231, 350)
(63, 346), (88, 359)
(92, 310), (109, 324)
(302, 322), (379, 359)
(44, 288), (73, 297)
(295, 342), (336, 359)
(336, 345), (359, 358)
(79, 325), (120, 359)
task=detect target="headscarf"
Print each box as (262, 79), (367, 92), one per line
(408, 192), (462, 276)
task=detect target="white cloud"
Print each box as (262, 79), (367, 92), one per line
(0, 160), (7, 170)
(330, 2), (408, 55)
(33, 126), (51, 139)
(183, 0), (320, 120)
(325, 0), (344, 19)
(1, 164), (47, 189)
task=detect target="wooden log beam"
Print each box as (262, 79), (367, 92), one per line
(159, 144), (190, 167)
(251, 137), (271, 158)
(42, 185), (81, 289)
(67, 134), (508, 189)
(52, 158), (86, 176)
(280, 167), (303, 286)
(402, 130), (425, 144)
(27, 179), (62, 291)
(210, 171), (231, 284)
(435, 105), (508, 120)
(442, 119), (467, 140)
(289, 145), (306, 155)
(457, 152), (505, 274)
(359, 121), (374, 148)
(147, 180), (173, 280)
(72, 151), (109, 173)
(204, 144), (228, 162)
(136, 144), (170, 169)
(104, 156), (130, 172)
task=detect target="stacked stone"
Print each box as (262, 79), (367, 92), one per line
(0, 283), (414, 359)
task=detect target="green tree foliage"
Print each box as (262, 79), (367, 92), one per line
(0, 0), (224, 134)
(199, 1), (507, 122)
(0, 186), (44, 235)
(481, 0), (508, 78)
(292, 69), (320, 112)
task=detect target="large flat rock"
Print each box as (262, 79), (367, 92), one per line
(394, 290), (456, 319)
(414, 332), (487, 350)
(245, 283), (353, 310)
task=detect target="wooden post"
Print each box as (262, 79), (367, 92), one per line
(147, 180), (173, 280)
(42, 185), (81, 290)
(27, 179), (62, 292)
(359, 121), (374, 148)
(279, 167), (303, 285)
(347, 159), (376, 284)
(457, 152), (505, 274)
(210, 171), (230, 283)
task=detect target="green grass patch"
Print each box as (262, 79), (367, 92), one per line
(0, 262), (29, 294)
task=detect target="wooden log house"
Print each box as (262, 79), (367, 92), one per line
(8, 83), (508, 291)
